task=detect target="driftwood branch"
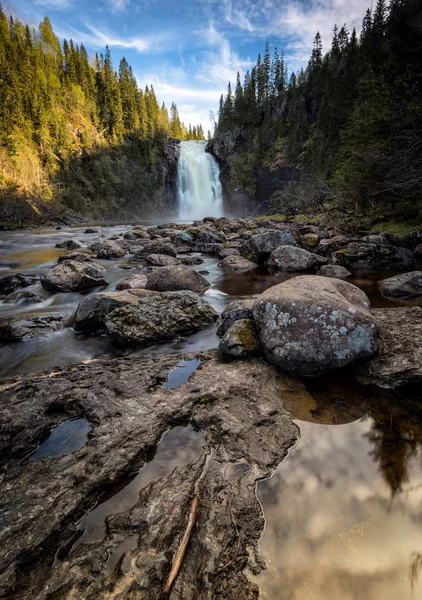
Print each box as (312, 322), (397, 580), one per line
(162, 494), (200, 596)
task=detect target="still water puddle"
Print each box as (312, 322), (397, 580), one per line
(30, 418), (92, 461)
(254, 379), (422, 600)
(72, 425), (205, 552)
(163, 358), (201, 388)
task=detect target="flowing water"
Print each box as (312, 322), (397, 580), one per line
(2, 225), (422, 599)
(177, 141), (223, 220)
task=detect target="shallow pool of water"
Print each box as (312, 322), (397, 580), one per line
(30, 418), (92, 461)
(254, 379), (422, 600)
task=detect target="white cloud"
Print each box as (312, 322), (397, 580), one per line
(35, 0), (71, 9)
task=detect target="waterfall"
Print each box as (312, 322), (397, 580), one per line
(177, 140), (223, 220)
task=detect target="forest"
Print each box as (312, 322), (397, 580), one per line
(215, 0), (422, 228)
(0, 7), (205, 224)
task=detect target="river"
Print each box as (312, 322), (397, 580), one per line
(2, 223), (422, 599)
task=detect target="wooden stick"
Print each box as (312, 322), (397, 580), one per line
(162, 495), (200, 596)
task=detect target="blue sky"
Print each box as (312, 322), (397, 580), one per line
(14, 0), (371, 131)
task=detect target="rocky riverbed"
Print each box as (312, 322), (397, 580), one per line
(1, 217), (422, 599)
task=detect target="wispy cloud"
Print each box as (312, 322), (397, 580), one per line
(35, 0), (71, 9)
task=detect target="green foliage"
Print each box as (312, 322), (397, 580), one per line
(215, 0), (422, 221)
(0, 7), (205, 220)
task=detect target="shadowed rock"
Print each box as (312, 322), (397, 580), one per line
(0, 312), (68, 341)
(145, 265), (210, 293)
(378, 271), (422, 298)
(240, 230), (296, 263)
(219, 319), (261, 358)
(267, 245), (328, 272)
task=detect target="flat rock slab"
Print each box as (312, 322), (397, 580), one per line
(0, 351), (300, 600)
(356, 307), (422, 388)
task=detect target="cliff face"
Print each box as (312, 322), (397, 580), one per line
(159, 138), (181, 215)
(207, 128), (299, 217)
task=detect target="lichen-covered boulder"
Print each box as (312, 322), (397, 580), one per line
(333, 243), (415, 270)
(218, 255), (257, 272)
(0, 312), (67, 342)
(217, 299), (255, 337)
(378, 271), (422, 298)
(41, 261), (107, 292)
(240, 230), (296, 263)
(253, 275), (378, 376)
(145, 265), (210, 293)
(105, 291), (218, 346)
(145, 254), (180, 267)
(267, 245), (328, 272)
(73, 291), (146, 333)
(318, 264), (351, 279)
(116, 273), (147, 290)
(219, 319), (261, 359)
(55, 239), (83, 250)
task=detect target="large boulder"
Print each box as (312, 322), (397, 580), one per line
(105, 291), (218, 346)
(219, 248), (240, 259)
(145, 254), (180, 267)
(145, 265), (210, 293)
(55, 239), (83, 250)
(333, 242), (415, 270)
(398, 231), (422, 250)
(315, 235), (361, 256)
(219, 319), (261, 359)
(253, 275), (378, 376)
(91, 241), (125, 259)
(0, 273), (39, 297)
(240, 230), (296, 263)
(219, 255), (257, 272)
(0, 312), (67, 342)
(356, 307), (422, 388)
(217, 299), (255, 337)
(378, 271), (422, 298)
(73, 291), (145, 333)
(267, 245), (328, 272)
(41, 261), (107, 292)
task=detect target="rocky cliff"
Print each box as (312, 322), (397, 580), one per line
(207, 127), (299, 217)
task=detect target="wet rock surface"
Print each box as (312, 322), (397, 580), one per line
(318, 264), (351, 279)
(219, 319), (261, 358)
(217, 299), (255, 337)
(0, 273), (39, 297)
(0, 351), (299, 600)
(267, 245), (328, 272)
(356, 307), (422, 388)
(240, 230), (296, 263)
(73, 291), (143, 333)
(333, 242), (415, 271)
(105, 291), (218, 346)
(0, 312), (68, 341)
(253, 276), (379, 376)
(219, 255), (257, 272)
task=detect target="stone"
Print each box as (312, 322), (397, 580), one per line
(55, 239), (83, 250)
(145, 265), (210, 293)
(267, 245), (328, 272)
(148, 242), (177, 257)
(219, 319), (261, 359)
(253, 275), (379, 376)
(124, 230), (150, 241)
(318, 264), (351, 279)
(378, 271), (422, 298)
(115, 273), (147, 291)
(196, 229), (226, 244)
(172, 231), (194, 246)
(218, 248), (240, 259)
(145, 254), (180, 267)
(0, 273), (39, 296)
(0, 312), (67, 342)
(0, 351), (299, 600)
(4, 291), (43, 306)
(240, 230), (296, 263)
(315, 235), (362, 256)
(398, 231), (422, 250)
(73, 291), (143, 333)
(194, 242), (225, 256)
(356, 307), (422, 388)
(333, 242), (415, 271)
(84, 228), (101, 234)
(414, 244), (422, 257)
(41, 261), (107, 292)
(181, 255), (204, 265)
(301, 233), (320, 249)
(57, 252), (94, 264)
(217, 299), (255, 337)
(219, 255), (257, 272)
(91, 241), (125, 259)
(106, 291), (218, 346)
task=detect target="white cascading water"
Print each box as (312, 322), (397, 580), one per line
(177, 140), (223, 220)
